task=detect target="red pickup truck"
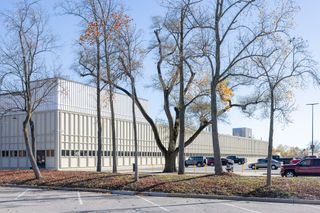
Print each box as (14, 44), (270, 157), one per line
(281, 158), (320, 177)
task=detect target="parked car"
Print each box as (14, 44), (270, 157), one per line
(226, 155), (246, 165)
(206, 157), (234, 166)
(185, 156), (206, 167)
(248, 159), (281, 170)
(281, 158), (320, 177)
(290, 156), (317, 164)
(271, 155), (293, 165)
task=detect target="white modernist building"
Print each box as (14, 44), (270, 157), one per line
(0, 78), (268, 170)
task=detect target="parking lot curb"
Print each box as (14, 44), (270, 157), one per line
(2, 184), (320, 206)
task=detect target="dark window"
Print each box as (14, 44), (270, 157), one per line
(46, 150), (55, 157)
(66, 150), (70, 156)
(80, 151), (84, 156)
(23, 151), (26, 157)
(71, 150), (75, 156)
(299, 160), (311, 167)
(312, 159), (320, 166)
(62, 150), (66, 156)
(89, 151), (92, 156)
(19, 150), (23, 157)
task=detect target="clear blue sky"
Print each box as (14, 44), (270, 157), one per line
(1, 0), (319, 149)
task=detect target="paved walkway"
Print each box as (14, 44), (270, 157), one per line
(0, 186), (319, 213)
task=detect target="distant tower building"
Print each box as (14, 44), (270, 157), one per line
(232, 127), (252, 138)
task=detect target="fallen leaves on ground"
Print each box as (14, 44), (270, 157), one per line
(1, 170), (320, 200)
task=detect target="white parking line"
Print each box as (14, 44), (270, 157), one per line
(221, 203), (262, 213)
(14, 189), (30, 200)
(77, 191), (83, 205)
(137, 195), (170, 212)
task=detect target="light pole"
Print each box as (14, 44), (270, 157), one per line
(306, 103), (319, 156)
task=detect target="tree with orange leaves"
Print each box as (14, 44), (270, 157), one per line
(61, 0), (129, 173)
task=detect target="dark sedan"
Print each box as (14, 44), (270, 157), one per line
(206, 157), (233, 166)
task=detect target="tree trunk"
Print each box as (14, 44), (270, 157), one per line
(211, 81), (223, 175)
(23, 115), (42, 179)
(109, 86), (117, 173)
(211, 1), (223, 175)
(178, 7), (185, 175)
(266, 97), (275, 186)
(164, 151), (178, 173)
(96, 35), (102, 172)
(29, 118), (36, 159)
(131, 79), (139, 181)
(96, 74), (102, 172)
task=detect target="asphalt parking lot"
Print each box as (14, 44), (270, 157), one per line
(0, 186), (319, 213)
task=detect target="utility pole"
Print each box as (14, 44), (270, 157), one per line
(306, 103), (319, 156)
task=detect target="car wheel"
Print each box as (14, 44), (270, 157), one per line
(285, 170), (295, 178)
(251, 165), (255, 170)
(185, 164), (188, 168)
(271, 165), (277, 170)
(210, 163), (214, 166)
(238, 162), (242, 165)
(196, 162), (202, 167)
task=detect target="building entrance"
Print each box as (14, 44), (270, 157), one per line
(37, 150), (46, 168)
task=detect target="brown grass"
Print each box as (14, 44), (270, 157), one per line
(1, 170), (320, 200)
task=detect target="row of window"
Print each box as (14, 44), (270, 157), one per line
(1, 150), (26, 157)
(61, 150), (163, 157)
(0, 150), (55, 157)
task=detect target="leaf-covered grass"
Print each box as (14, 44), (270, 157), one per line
(1, 170), (320, 200)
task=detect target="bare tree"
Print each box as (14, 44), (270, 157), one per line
(78, 22), (104, 172)
(116, 19), (144, 181)
(0, 0), (57, 179)
(150, 0), (211, 173)
(107, 0), (216, 173)
(61, 0), (105, 172)
(201, 0), (298, 175)
(247, 37), (318, 186)
(60, 0), (125, 173)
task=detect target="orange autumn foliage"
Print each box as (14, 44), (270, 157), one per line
(217, 80), (233, 103)
(79, 11), (132, 45)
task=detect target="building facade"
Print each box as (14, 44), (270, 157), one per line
(0, 79), (268, 170)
